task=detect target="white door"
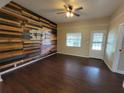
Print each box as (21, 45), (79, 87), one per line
(89, 31), (106, 59)
(116, 24), (124, 71)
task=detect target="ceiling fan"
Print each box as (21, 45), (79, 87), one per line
(56, 4), (83, 17)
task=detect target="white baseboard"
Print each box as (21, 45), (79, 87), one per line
(0, 52), (56, 81)
(57, 52), (89, 58)
(117, 70), (124, 75)
(103, 59), (113, 72)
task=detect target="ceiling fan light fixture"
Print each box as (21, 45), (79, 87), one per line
(57, 4), (82, 17)
(66, 12), (70, 17)
(70, 12), (73, 17)
(66, 12), (73, 18)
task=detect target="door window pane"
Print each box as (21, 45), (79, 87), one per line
(92, 33), (104, 50)
(92, 43), (102, 50)
(93, 33), (103, 42)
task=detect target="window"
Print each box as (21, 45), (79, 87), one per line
(92, 33), (104, 50)
(66, 33), (81, 47)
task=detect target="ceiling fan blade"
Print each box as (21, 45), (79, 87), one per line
(75, 7), (83, 11)
(64, 5), (68, 11)
(56, 12), (66, 14)
(73, 12), (80, 17)
(64, 4), (73, 11)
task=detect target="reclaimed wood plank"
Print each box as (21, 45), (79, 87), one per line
(0, 25), (23, 32)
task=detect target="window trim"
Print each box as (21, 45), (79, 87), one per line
(66, 32), (82, 47)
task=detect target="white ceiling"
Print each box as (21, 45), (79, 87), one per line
(0, 0), (11, 8)
(12, 0), (124, 23)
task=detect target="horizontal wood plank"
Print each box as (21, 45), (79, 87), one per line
(25, 24), (42, 30)
(0, 50), (23, 59)
(0, 43), (23, 52)
(0, 30), (22, 36)
(8, 2), (22, 10)
(24, 40), (41, 44)
(0, 18), (21, 26)
(0, 25), (23, 32)
(27, 18), (41, 26)
(24, 46), (40, 50)
(0, 38), (22, 43)
(0, 8), (27, 21)
(23, 49), (40, 55)
(22, 10), (40, 21)
(3, 7), (21, 14)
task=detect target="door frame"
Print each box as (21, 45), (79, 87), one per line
(113, 23), (124, 73)
(89, 30), (107, 59)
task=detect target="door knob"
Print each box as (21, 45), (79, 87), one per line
(119, 49), (122, 52)
(119, 49), (124, 52)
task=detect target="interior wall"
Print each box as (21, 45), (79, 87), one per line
(105, 4), (124, 71)
(57, 18), (109, 57)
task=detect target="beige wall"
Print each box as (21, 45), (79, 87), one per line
(57, 3), (124, 74)
(57, 18), (109, 57)
(105, 4), (124, 71)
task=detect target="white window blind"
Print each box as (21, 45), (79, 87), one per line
(66, 33), (81, 47)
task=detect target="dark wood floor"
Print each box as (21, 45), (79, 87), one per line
(0, 54), (124, 93)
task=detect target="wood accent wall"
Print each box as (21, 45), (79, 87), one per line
(0, 1), (57, 71)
